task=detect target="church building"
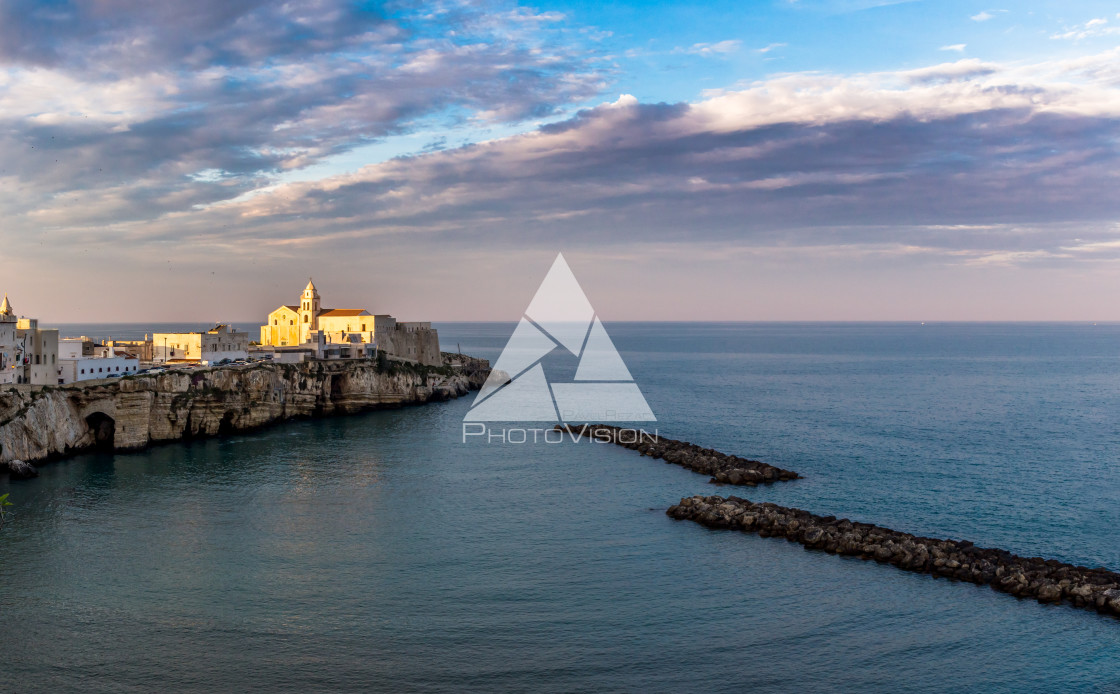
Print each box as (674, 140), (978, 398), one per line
(259, 280), (441, 365)
(260, 279), (386, 347)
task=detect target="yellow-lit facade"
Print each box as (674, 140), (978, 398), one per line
(260, 280), (375, 347)
(261, 305), (301, 347)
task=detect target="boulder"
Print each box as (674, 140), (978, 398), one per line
(1104, 588), (1120, 614)
(7, 459), (38, 480)
(1036, 583), (1062, 603)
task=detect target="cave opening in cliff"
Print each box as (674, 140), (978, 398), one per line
(218, 411), (237, 436)
(85, 412), (115, 451)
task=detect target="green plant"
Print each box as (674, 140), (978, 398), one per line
(0, 493), (12, 530)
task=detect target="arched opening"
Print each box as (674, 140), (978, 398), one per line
(217, 410), (237, 436)
(85, 412), (116, 451)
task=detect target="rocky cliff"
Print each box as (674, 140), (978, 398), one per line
(0, 355), (488, 466)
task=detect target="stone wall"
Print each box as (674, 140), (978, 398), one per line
(378, 326), (441, 366)
(0, 357), (487, 466)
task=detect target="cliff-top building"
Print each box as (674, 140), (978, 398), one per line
(0, 295), (16, 384)
(0, 293), (60, 385)
(57, 338), (141, 384)
(153, 324), (250, 365)
(260, 280), (440, 365)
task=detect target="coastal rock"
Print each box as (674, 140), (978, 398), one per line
(556, 423), (801, 485)
(1105, 589), (1120, 613)
(0, 353), (489, 468)
(667, 494), (1120, 621)
(6, 459), (37, 479)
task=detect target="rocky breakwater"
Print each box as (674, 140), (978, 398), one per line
(0, 356), (489, 468)
(668, 495), (1120, 619)
(556, 424), (800, 485)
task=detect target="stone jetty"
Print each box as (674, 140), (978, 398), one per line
(668, 494), (1120, 618)
(556, 424), (800, 485)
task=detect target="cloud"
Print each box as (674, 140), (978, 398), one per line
(939, 44), (967, 52)
(784, 0), (920, 13)
(8, 8), (1120, 302)
(901, 59), (997, 84)
(0, 0), (605, 235)
(756, 43), (788, 54)
(971, 9), (1010, 22)
(35, 51), (1116, 275)
(675, 40), (742, 57)
(0, 1), (386, 73)
(1052, 17), (1120, 41)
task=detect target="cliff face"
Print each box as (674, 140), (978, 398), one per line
(0, 358), (487, 465)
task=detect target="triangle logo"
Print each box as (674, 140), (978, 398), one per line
(465, 253), (655, 423)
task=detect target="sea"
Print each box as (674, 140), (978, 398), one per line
(2, 322), (1119, 693)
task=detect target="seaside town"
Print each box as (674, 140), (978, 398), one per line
(0, 279), (441, 386)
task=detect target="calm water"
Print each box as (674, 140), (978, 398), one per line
(2, 322), (1119, 692)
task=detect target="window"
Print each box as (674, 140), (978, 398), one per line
(303, 315), (308, 323)
(81, 368), (85, 374)
(98, 367), (103, 373)
(274, 320), (278, 326)
(289, 320), (294, 326)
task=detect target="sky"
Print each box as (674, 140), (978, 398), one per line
(2, 0), (1120, 322)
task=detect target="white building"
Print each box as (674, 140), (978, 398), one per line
(57, 338), (140, 384)
(0, 295), (17, 385)
(152, 324), (250, 365)
(0, 295), (59, 385)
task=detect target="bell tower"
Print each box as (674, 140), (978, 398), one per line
(300, 279), (320, 343)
